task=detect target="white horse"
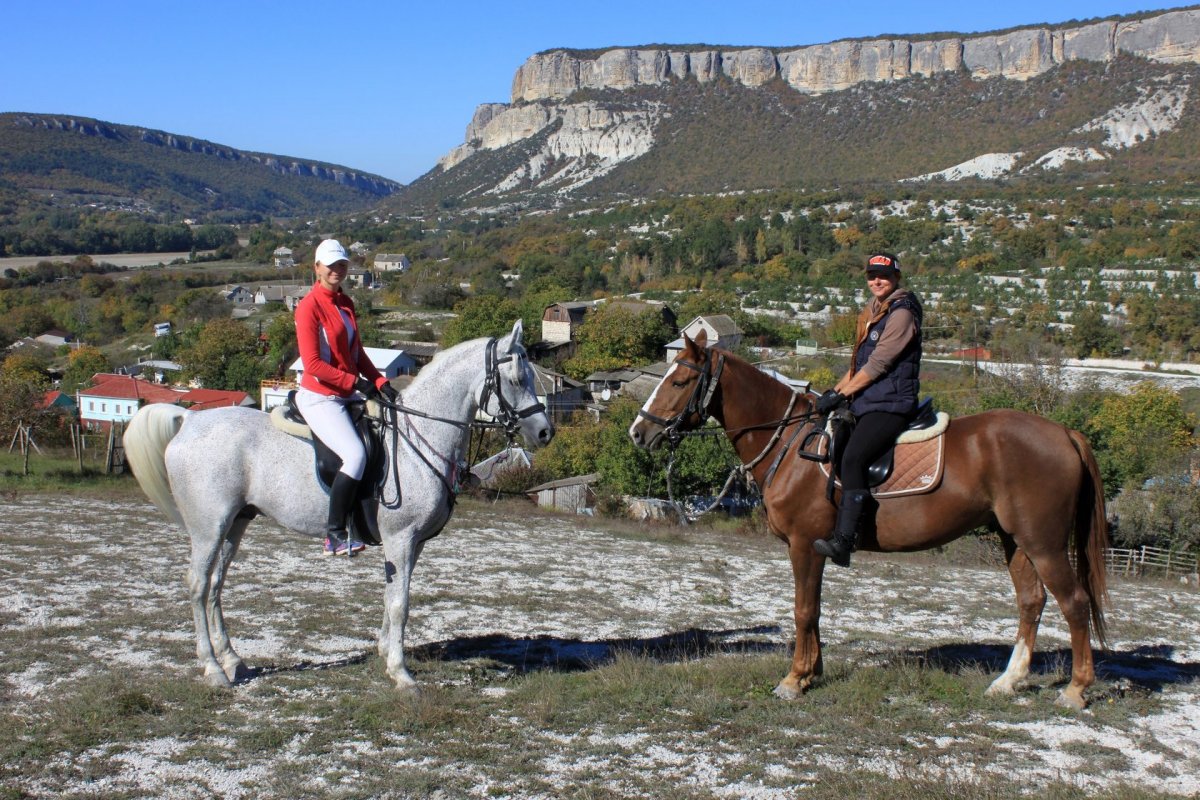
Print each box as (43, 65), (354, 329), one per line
(124, 321), (553, 690)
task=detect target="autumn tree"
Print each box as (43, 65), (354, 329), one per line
(1088, 382), (1197, 492)
(60, 345), (111, 395)
(562, 305), (675, 380)
(441, 295), (521, 347)
(177, 319), (264, 394)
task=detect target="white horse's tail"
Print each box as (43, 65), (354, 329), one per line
(124, 404), (189, 527)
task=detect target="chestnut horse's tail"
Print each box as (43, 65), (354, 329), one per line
(1068, 428), (1110, 649)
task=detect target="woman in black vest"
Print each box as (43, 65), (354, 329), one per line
(813, 253), (923, 567)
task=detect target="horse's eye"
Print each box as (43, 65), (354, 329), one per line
(671, 380), (687, 388)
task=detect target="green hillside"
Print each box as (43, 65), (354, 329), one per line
(0, 113), (401, 221)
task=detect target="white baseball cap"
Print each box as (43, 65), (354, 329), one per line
(314, 239), (350, 266)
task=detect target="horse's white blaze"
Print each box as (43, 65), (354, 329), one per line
(629, 361), (685, 442)
(987, 637), (1032, 695)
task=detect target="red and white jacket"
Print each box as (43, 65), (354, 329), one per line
(294, 283), (386, 398)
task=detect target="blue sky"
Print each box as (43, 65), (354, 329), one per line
(2, 1), (1188, 183)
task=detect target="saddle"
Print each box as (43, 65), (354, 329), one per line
(821, 398), (949, 498)
(270, 391), (387, 545)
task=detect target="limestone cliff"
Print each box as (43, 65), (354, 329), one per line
(509, 8), (1200, 99)
(421, 7), (1200, 204)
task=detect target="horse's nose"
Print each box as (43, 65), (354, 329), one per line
(629, 425), (643, 446)
(538, 425), (553, 445)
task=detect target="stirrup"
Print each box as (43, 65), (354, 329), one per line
(813, 537), (852, 568)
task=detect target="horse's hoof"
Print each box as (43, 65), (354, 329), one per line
(773, 682), (801, 700)
(985, 681), (1015, 697)
(1056, 689), (1087, 711)
(226, 662), (253, 684)
(203, 669), (232, 689)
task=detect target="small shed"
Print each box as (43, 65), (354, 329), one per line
(525, 473), (600, 514)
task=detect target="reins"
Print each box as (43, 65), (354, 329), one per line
(651, 351), (825, 522)
(368, 337), (545, 510)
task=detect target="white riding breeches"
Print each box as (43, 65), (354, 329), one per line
(295, 388), (366, 480)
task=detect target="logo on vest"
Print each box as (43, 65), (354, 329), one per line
(869, 330), (880, 342)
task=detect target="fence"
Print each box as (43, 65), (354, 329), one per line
(1104, 545), (1199, 580)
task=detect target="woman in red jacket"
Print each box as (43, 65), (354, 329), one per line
(294, 239), (397, 556)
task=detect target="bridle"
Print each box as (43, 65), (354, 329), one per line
(373, 336), (546, 507)
(479, 337), (547, 440)
(636, 350), (726, 445)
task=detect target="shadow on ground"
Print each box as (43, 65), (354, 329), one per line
(894, 642), (1200, 692)
(410, 625), (787, 672)
(237, 635), (1199, 693)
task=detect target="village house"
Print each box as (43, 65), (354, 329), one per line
(75, 374), (253, 431)
(284, 285), (312, 311)
(272, 246), (294, 269)
(525, 473), (600, 514)
(373, 253), (410, 272)
(529, 363), (587, 422)
(223, 285), (255, 305)
(665, 314), (744, 359)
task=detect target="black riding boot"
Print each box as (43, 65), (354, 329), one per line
(326, 472), (361, 554)
(813, 489), (870, 568)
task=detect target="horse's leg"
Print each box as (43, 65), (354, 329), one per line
(186, 521), (235, 687)
(379, 531), (421, 691)
(1024, 549), (1096, 709)
(774, 537), (826, 699)
(378, 538), (428, 661)
(987, 538), (1046, 697)
(206, 518), (250, 683)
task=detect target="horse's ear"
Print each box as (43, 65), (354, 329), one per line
(693, 328), (708, 350)
(507, 319), (524, 350)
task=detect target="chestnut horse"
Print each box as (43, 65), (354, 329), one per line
(629, 330), (1109, 709)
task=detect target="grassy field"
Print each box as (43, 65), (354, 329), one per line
(1, 492), (1198, 799)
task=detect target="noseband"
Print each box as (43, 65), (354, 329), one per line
(480, 338), (547, 439)
(637, 351), (725, 440)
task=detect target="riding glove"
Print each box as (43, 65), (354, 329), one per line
(380, 383), (399, 402)
(354, 377), (381, 400)
(815, 390), (846, 415)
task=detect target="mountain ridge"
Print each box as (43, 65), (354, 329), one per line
(391, 5), (1200, 213)
(0, 112), (401, 221)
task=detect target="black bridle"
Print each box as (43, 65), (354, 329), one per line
(479, 338), (547, 440)
(636, 350), (726, 445)
(371, 337), (547, 507)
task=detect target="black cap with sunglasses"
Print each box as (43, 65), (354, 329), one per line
(865, 253), (900, 275)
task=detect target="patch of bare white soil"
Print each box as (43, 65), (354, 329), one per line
(2, 495), (1198, 798)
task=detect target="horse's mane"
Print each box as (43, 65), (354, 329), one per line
(705, 346), (806, 410)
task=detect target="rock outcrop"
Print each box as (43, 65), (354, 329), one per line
(434, 7), (1199, 200)
(509, 8), (1200, 100)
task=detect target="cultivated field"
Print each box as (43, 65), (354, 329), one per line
(2, 493), (1198, 799)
